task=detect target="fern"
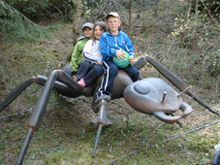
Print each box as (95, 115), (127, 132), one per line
(0, 0), (50, 41)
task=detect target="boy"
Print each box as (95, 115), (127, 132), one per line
(96, 12), (139, 103)
(70, 22), (94, 80)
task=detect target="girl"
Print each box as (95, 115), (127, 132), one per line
(76, 21), (107, 87)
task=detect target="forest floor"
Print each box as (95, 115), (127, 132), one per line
(0, 23), (220, 165)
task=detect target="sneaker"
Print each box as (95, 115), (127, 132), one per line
(95, 94), (111, 103)
(78, 78), (85, 87)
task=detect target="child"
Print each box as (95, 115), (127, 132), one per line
(96, 12), (140, 103)
(70, 22), (94, 80)
(76, 21), (107, 87)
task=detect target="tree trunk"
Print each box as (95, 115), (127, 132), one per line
(186, 0), (192, 27)
(129, 0), (133, 40)
(195, 0), (198, 21)
(141, 0), (145, 22)
(72, 0), (82, 46)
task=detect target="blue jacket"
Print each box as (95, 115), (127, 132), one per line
(99, 29), (135, 62)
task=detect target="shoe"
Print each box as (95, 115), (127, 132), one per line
(78, 78), (85, 87)
(95, 94), (111, 103)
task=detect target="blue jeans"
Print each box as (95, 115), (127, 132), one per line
(97, 58), (139, 97)
(77, 60), (104, 86)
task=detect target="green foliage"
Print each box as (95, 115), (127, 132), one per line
(2, 0), (76, 23)
(0, 1), (53, 41)
(198, 0), (220, 18)
(2, 0), (50, 14)
(167, 0), (220, 80)
(206, 49), (220, 76)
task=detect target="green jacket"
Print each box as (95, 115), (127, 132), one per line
(70, 37), (89, 73)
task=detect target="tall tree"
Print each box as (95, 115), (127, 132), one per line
(195, 0), (198, 20)
(129, 0), (134, 40)
(72, 0), (82, 46)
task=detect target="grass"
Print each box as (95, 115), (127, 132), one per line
(1, 96), (219, 164)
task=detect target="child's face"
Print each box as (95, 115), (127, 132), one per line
(83, 27), (92, 38)
(106, 16), (121, 33)
(94, 25), (104, 40)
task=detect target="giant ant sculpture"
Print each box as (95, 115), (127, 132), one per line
(0, 56), (218, 164)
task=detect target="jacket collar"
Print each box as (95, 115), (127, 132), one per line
(107, 28), (122, 36)
(77, 36), (89, 42)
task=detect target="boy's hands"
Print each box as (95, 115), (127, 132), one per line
(129, 56), (135, 64)
(116, 49), (125, 61)
(115, 49), (135, 64)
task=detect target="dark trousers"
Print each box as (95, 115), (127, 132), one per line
(77, 60), (104, 86)
(97, 58), (139, 97)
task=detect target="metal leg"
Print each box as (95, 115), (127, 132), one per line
(17, 128), (33, 165)
(15, 69), (83, 164)
(92, 125), (103, 157)
(0, 78), (35, 112)
(90, 100), (112, 157)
